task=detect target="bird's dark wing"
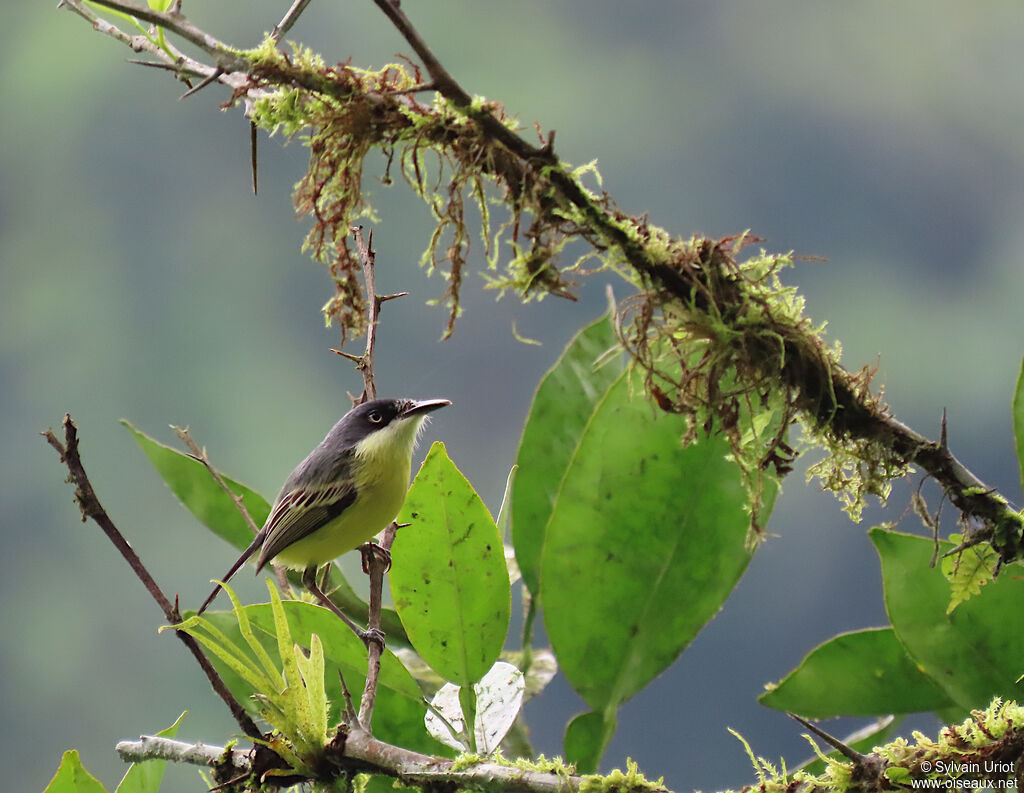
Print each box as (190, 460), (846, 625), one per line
(255, 480), (357, 571)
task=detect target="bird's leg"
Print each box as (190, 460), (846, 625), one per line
(301, 565), (382, 649)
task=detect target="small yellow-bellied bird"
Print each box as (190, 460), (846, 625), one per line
(196, 398), (450, 615)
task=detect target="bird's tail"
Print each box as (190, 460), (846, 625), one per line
(196, 530), (266, 615)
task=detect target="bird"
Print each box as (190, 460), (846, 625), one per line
(196, 397), (451, 616)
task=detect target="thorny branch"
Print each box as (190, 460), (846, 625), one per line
(334, 226), (408, 404)
(42, 415), (264, 742)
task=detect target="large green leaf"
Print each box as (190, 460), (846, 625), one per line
(201, 601), (446, 755)
(123, 420), (270, 549)
(391, 442), (510, 687)
(114, 711), (186, 793)
(873, 529), (1024, 711)
(512, 313), (623, 595)
(759, 628), (953, 718)
(42, 751), (109, 793)
(541, 373), (757, 715)
(564, 711), (616, 774)
(1013, 355), (1024, 498)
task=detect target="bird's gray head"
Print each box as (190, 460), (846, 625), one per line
(334, 398), (451, 460)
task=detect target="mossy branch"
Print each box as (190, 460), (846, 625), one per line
(112, 698), (1024, 793)
(115, 727), (667, 793)
(67, 0), (1021, 569)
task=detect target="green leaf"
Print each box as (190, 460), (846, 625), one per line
(1013, 355), (1024, 498)
(42, 751), (110, 793)
(122, 421), (270, 550)
(200, 600), (447, 755)
(541, 373), (757, 713)
(564, 711), (616, 774)
(114, 712), (186, 793)
(512, 313), (624, 595)
(759, 628), (953, 718)
(941, 533), (999, 613)
(391, 442), (511, 687)
(873, 529), (1024, 711)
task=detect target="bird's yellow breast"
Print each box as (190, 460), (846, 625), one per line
(272, 415), (420, 569)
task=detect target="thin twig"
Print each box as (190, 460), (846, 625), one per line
(353, 225), (378, 402)
(60, 0), (247, 94)
(174, 426), (261, 534)
(358, 522), (397, 730)
(271, 0), (315, 43)
(42, 415), (263, 741)
(338, 669), (359, 724)
(63, 0), (247, 70)
(172, 426), (292, 594)
(336, 226), (410, 404)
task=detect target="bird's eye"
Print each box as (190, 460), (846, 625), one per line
(368, 411), (383, 424)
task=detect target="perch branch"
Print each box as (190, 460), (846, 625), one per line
(115, 730), (603, 793)
(358, 522), (398, 730)
(42, 415), (263, 741)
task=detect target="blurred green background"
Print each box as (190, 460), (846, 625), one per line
(4, 2), (1024, 792)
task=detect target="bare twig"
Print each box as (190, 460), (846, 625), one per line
(172, 425), (292, 594)
(338, 669), (359, 724)
(60, 0), (247, 95)
(42, 415), (263, 741)
(332, 226), (409, 404)
(358, 522), (397, 730)
(174, 426), (261, 534)
(353, 225), (378, 403)
(271, 0), (315, 43)
(63, 0), (247, 70)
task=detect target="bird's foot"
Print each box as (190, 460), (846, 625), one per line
(359, 542), (392, 574)
(360, 627), (386, 650)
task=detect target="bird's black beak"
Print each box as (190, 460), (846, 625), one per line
(401, 398), (452, 418)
